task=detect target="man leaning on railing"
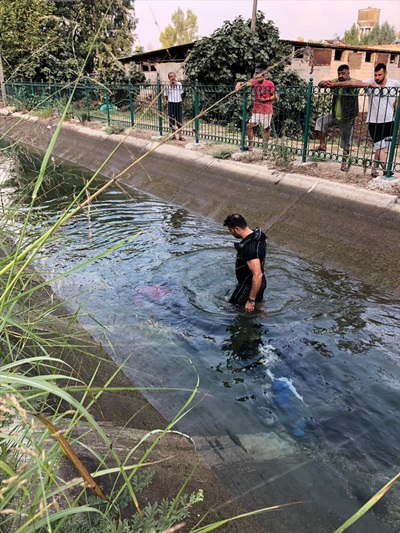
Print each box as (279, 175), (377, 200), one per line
(313, 64), (360, 172)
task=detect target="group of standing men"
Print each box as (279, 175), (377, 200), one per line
(314, 62), (400, 176)
(237, 63), (399, 176)
(163, 66), (399, 314)
(164, 67), (278, 149)
(164, 64), (399, 176)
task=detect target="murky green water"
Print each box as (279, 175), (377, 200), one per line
(2, 152), (399, 532)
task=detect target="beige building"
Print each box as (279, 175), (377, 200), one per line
(120, 40), (400, 85)
(288, 40), (400, 84)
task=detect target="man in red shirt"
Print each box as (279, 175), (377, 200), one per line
(236, 68), (277, 151)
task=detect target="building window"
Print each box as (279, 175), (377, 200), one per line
(294, 46), (304, 59)
(348, 52), (362, 70)
(312, 49), (332, 66)
(365, 52), (372, 63)
(141, 63), (157, 72)
(334, 50), (343, 61)
(389, 54), (397, 64)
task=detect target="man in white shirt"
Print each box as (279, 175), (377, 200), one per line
(164, 72), (185, 141)
(362, 63), (400, 176)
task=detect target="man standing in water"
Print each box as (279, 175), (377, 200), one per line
(223, 214), (267, 313)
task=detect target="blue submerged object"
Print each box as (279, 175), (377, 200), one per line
(267, 369), (307, 438)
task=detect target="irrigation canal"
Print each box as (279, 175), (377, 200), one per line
(2, 153), (400, 533)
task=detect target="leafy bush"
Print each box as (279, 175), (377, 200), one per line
(104, 123), (126, 134)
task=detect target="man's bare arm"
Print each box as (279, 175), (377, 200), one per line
(326, 79), (375, 88)
(244, 258), (263, 313)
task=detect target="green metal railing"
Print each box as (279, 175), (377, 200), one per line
(1, 79), (399, 175)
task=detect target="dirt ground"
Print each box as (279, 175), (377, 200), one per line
(4, 107), (398, 196)
(70, 115), (400, 197)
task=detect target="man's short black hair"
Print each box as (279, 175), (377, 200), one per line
(223, 214), (247, 228)
(374, 63), (387, 73)
(338, 64), (350, 72)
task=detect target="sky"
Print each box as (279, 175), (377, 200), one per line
(134, 0), (400, 51)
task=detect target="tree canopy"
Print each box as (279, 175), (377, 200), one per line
(342, 21), (397, 45)
(159, 8), (198, 48)
(184, 12), (300, 86)
(0, 0), (139, 83)
(183, 12), (307, 138)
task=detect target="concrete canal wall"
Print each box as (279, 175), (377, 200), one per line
(1, 112), (399, 295)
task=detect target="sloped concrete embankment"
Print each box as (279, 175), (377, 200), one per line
(1, 112), (399, 295)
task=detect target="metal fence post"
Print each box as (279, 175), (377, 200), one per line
(84, 79), (90, 119)
(384, 89), (400, 178)
(66, 79), (72, 116)
(157, 76), (163, 136)
(195, 79), (199, 144)
(301, 78), (314, 162)
(53, 79), (58, 103)
(128, 80), (134, 127)
(0, 54), (7, 107)
(41, 80), (47, 108)
(240, 84), (248, 151)
(105, 89), (111, 126)
(16, 81), (21, 104)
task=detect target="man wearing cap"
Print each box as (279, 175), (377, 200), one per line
(235, 68), (277, 151)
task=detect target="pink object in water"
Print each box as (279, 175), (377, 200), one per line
(134, 284), (173, 305)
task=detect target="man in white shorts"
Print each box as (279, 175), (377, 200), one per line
(236, 68), (277, 150)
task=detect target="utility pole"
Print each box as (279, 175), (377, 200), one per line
(251, 0), (258, 32)
(0, 54), (7, 107)
(247, 0), (258, 79)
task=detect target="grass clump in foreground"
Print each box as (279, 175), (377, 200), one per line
(0, 145), (204, 532)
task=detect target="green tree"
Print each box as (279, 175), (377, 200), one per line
(159, 8), (198, 47)
(342, 20), (397, 45)
(184, 12), (299, 86)
(184, 12), (307, 137)
(0, 0), (138, 83)
(342, 23), (360, 45)
(0, 0), (57, 80)
(367, 21), (397, 44)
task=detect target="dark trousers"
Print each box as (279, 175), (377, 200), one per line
(229, 275), (267, 305)
(168, 101), (183, 130)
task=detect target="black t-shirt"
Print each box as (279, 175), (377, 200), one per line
(234, 228), (267, 285)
